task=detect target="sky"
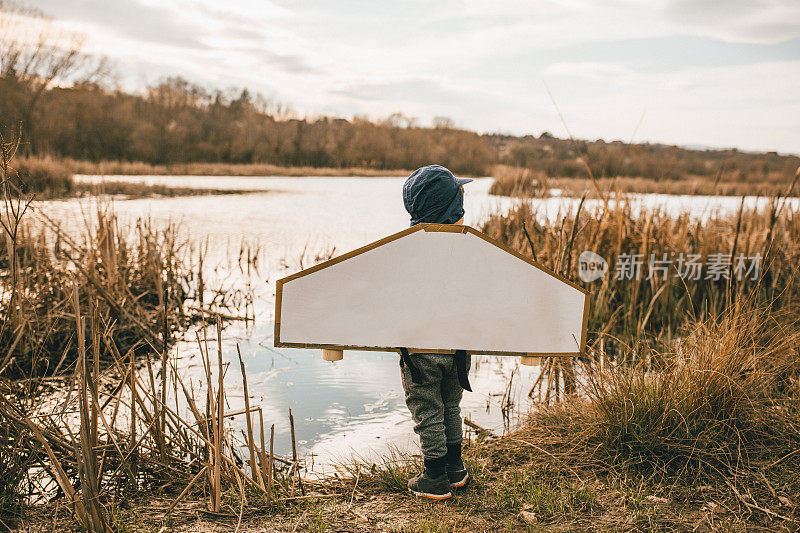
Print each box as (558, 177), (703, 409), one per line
(20, 0), (800, 153)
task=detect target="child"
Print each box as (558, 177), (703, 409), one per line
(400, 164), (473, 500)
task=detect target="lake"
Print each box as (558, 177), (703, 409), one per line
(37, 175), (798, 473)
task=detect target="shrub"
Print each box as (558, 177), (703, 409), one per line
(10, 156), (73, 196)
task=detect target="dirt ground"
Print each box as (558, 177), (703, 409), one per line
(11, 476), (792, 533)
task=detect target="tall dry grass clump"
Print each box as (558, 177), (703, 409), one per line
(481, 302), (800, 525)
(587, 303), (800, 473)
(0, 207), (191, 380)
(0, 311), (304, 528)
(7, 155), (74, 197)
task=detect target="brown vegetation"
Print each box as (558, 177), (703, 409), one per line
(73, 180), (259, 198)
(6, 155), (266, 198)
(487, 135), (798, 184)
(0, 313), (309, 529)
(1, 76), (493, 175)
(482, 189), (800, 357)
(7, 68), (795, 187)
(6, 155), (73, 197)
(0, 132), (276, 528)
(489, 164), (800, 198)
(65, 159), (412, 177)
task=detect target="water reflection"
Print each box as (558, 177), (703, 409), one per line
(170, 316), (538, 472)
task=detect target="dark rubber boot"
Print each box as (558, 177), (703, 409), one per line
(407, 471), (452, 500)
(446, 461), (469, 489)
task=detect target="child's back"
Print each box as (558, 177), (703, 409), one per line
(400, 164), (473, 500)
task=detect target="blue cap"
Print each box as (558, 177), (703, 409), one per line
(402, 165), (473, 226)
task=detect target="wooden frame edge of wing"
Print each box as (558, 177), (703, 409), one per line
(273, 223), (592, 352)
(276, 224), (425, 285)
(274, 278), (283, 345)
(462, 226), (590, 296)
(272, 340), (580, 357)
(580, 292), (591, 355)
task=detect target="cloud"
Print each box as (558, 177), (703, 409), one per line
(16, 0), (800, 153)
(661, 0), (800, 43)
(332, 78), (462, 104)
(543, 62), (639, 82)
(30, 0), (208, 49)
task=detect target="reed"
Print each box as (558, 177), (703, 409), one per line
(65, 158), (412, 178)
(0, 137), (277, 527)
(490, 164), (800, 198)
(0, 305), (306, 529)
(8, 155), (74, 198)
(482, 194), (800, 356)
(1, 133), (256, 380)
(0, 205), (194, 380)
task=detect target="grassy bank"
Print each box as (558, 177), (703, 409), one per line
(8, 156), (270, 199)
(9, 156), (74, 197)
(76, 180), (261, 198)
(488, 165), (800, 198)
(65, 158), (414, 177)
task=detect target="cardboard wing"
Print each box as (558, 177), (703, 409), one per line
(274, 224), (590, 363)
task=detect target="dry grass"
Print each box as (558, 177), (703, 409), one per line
(484, 303), (800, 528)
(0, 138), (327, 531)
(585, 303), (800, 474)
(327, 303), (800, 530)
(490, 164), (800, 198)
(0, 313), (310, 530)
(74, 180), (258, 198)
(8, 156), (74, 198)
(0, 206), (194, 380)
(482, 193), (800, 356)
(66, 159), (413, 178)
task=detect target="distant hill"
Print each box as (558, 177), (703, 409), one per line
(484, 134), (798, 184)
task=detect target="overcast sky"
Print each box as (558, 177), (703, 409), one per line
(24, 0), (800, 153)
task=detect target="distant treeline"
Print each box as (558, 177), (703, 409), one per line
(2, 75), (798, 180)
(1, 77), (491, 175)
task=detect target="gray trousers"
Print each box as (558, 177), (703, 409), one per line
(400, 353), (471, 460)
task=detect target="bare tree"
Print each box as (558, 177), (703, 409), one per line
(0, 1), (109, 152)
(433, 116), (455, 129)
